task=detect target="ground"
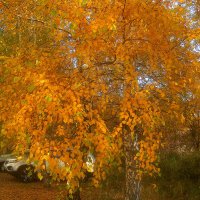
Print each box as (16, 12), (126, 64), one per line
(0, 172), (123, 200)
(0, 173), (58, 200)
(1, 171), (199, 200)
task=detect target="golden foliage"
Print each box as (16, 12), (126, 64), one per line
(0, 0), (199, 192)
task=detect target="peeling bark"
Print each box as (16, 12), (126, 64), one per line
(123, 125), (141, 200)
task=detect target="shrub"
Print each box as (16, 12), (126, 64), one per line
(159, 151), (200, 180)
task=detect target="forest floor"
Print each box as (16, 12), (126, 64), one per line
(0, 172), (199, 200)
(0, 173), (123, 200)
(0, 173), (58, 200)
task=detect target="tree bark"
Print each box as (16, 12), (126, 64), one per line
(123, 125), (141, 200)
(72, 189), (81, 200)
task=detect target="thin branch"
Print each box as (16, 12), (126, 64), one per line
(16, 15), (72, 35)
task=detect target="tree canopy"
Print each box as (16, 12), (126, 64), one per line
(0, 0), (199, 199)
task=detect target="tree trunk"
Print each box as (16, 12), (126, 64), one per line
(125, 167), (141, 200)
(123, 125), (141, 200)
(72, 189), (81, 200)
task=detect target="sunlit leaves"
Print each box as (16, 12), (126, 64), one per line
(0, 0), (199, 196)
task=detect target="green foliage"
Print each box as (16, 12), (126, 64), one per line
(159, 152), (200, 180)
(98, 151), (200, 193)
(101, 165), (125, 190)
(27, 84), (36, 93)
(98, 152), (200, 199)
(45, 95), (53, 102)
